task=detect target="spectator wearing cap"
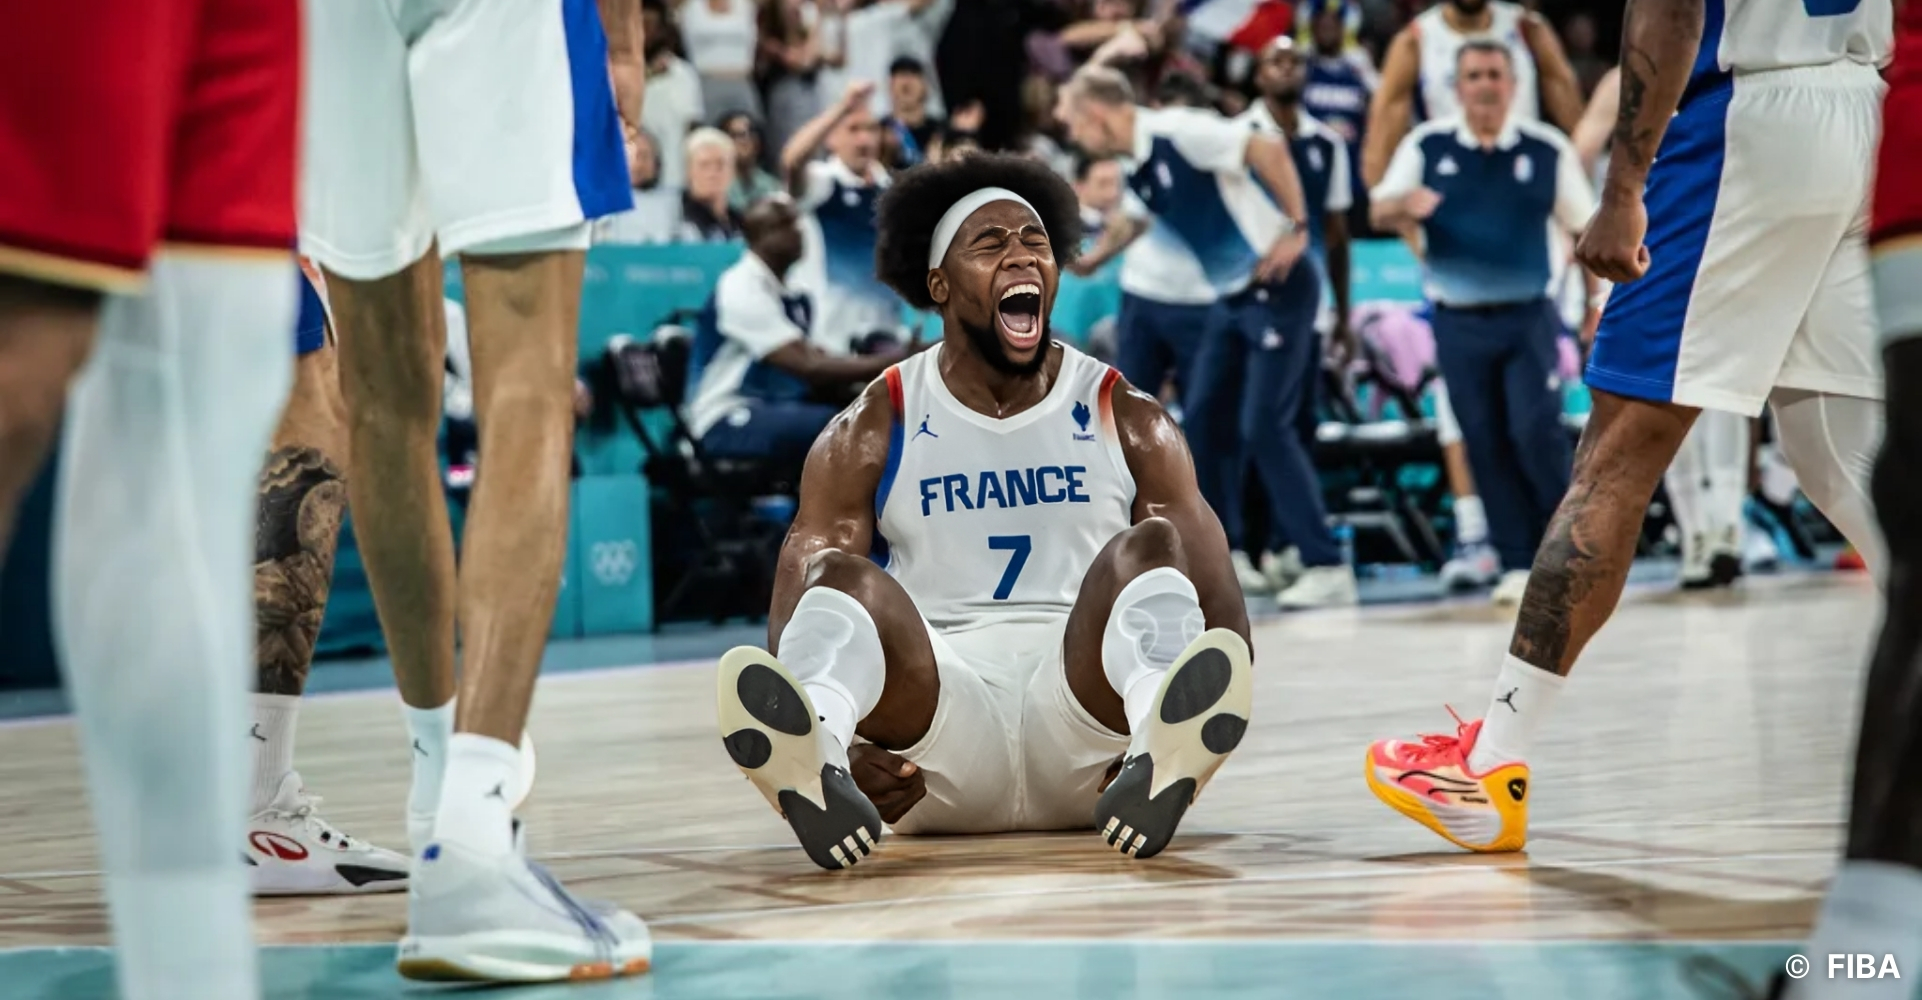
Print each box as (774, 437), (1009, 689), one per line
(1371, 41), (1594, 604)
(880, 56), (942, 168)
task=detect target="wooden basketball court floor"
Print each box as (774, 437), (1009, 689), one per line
(0, 572), (1881, 999)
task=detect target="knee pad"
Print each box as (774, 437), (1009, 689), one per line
(1101, 566), (1205, 700)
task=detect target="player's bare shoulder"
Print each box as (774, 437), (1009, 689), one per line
(1106, 373), (1192, 482)
(799, 370), (897, 501)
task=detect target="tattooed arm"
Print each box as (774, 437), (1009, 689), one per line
(1573, 0), (1703, 283)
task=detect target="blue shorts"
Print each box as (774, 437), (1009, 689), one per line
(1586, 63), (1883, 415)
(295, 270), (327, 357)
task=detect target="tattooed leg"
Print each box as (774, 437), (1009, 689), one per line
(253, 343), (350, 697)
(1509, 389), (1698, 675)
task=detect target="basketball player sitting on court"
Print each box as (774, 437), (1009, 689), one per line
(714, 154), (1255, 869)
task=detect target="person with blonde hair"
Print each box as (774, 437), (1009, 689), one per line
(681, 126), (747, 241)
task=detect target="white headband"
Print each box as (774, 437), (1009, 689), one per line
(927, 187), (1043, 270)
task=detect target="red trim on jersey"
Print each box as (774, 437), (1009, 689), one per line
(885, 366), (905, 416)
(1098, 366), (1122, 441)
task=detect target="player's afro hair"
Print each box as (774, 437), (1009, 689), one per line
(874, 153), (1085, 312)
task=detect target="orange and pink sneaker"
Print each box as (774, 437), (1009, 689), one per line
(1364, 709), (1530, 853)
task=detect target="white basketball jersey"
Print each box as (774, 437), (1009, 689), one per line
(1415, 2), (1540, 123)
(1712, 0), (1891, 75)
(873, 344), (1137, 633)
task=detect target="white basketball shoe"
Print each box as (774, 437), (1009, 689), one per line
(246, 772), (410, 896)
(398, 832), (652, 983)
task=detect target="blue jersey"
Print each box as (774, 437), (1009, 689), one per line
(1373, 118), (1594, 307)
(1302, 55), (1371, 192)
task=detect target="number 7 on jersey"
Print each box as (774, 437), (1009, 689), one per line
(988, 535), (1032, 600)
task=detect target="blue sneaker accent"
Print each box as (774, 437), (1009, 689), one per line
(422, 844), (440, 862)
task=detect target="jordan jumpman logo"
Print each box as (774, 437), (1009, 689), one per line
(249, 725), (268, 743)
(912, 415), (938, 441)
(1496, 688), (1519, 712)
(412, 739), (428, 757)
(484, 782), (508, 801)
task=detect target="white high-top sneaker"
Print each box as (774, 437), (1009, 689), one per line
(1439, 542), (1500, 591)
(247, 772), (410, 896)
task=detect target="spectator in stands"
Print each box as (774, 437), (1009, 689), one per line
(759, 0), (828, 159)
(880, 56), (942, 168)
(719, 112), (785, 210)
(644, 0), (709, 190)
(1058, 67), (1357, 609)
(1295, 0), (1376, 232)
(596, 128), (686, 245)
(1371, 42), (1593, 605)
(819, 0), (951, 122)
(781, 80), (903, 354)
(937, 0), (1075, 151)
(1070, 153), (1123, 242)
(679, 127), (747, 242)
(684, 198), (898, 464)
(1560, 12), (1609, 98)
(679, 0), (763, 118)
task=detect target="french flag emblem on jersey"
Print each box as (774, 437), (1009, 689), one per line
(1179, 0), (1293, 52)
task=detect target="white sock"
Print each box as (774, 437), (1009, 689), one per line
(777, 587), (886, 750)
(1454, 494), (1489, 547)
(430, 733), (521, 857)
(1467, 654), (1567, 773)
(53, 252), (297, 1000)
(1701, 409), (1752, 547)
(1787, 861), (1922, 1000)
(248, 694), (300, 812)
(1101, 567), (1206, 734)
(403, 700), (455, 824)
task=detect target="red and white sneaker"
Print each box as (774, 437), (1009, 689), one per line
(1364, 709), (1530, 853)
(248, 772), (410, 895)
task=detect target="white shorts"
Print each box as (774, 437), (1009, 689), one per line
(886, 616), (1130, 836)
(1587, 62), (1885, 416)
(300, 0), (632, 280)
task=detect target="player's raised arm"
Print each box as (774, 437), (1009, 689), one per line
(1110, 378), (1252, 651)
(1572, 66), (1620, 175)
(1362, 28), (1420, 188)
(766, 376), (893, 645)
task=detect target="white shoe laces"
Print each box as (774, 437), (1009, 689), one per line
(263, 790), (359, 852)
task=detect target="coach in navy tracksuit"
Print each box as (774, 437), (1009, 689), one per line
(1059, 66), (1358, 609)
(1371, 42), (1594, 590)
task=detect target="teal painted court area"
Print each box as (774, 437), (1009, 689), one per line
(0, 940), (1797, 1000)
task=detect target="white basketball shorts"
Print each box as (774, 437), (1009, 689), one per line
(300, 0), (632, 280)
(885, 615), (1130, 836)
(1586, 61), (1886, 415)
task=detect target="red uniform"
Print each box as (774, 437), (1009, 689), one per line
(0, 0), (299, 292)
(1873, 0), (1922, 250)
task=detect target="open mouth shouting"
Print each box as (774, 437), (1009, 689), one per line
(997, 281), (1044, 351)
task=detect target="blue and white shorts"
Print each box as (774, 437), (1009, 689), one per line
(1587, 61), (1885, 416)
(299, 0), (632, 281)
